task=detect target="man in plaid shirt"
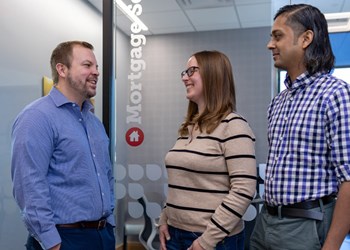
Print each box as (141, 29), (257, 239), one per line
(250, 4), (350, 250)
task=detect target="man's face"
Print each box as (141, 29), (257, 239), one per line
(267, 15), (306, 78)
(66, 45), (99, 100)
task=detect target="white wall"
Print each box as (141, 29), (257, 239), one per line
(0, 0), (104, 249)
(0, 0), (103, 115)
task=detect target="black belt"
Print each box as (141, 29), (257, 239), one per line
(266, 195), (336, 221)
(56, 218), (107, 230)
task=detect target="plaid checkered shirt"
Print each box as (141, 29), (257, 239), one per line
(265, 71), (350, 206)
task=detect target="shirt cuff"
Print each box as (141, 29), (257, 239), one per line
(38, 227), (61, 250)
(158, 212), (167, 226)
(198, 235), (215, 250)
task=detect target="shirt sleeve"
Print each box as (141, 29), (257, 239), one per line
(327, 84), (350, 182)
(158, 210), (168, 226)
(199, 117), (257, 249)
(11, 108), (61, 249)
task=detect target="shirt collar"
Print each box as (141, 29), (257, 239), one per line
(284, 71), (324, 91)
(48, 87), (94, 112)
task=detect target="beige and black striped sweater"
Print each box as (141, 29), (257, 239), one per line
(159, 112), (257, 250)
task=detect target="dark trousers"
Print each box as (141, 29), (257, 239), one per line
(25, 224), (115, 250)
(166, 225), (245, 250)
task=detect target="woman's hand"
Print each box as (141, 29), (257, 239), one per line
(159, 224), (171, 250)
(188, 239), (204, 250)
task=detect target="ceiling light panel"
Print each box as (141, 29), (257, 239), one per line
(176, 0), (234, 9)
(185, 6), (240, 30)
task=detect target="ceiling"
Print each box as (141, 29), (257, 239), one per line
(86, 0), (350, 35)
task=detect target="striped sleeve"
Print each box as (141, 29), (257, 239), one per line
(199, 114), (257, 249)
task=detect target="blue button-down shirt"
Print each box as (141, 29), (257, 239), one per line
(11, 87), (115, 249)
(265, 71), (350, 206)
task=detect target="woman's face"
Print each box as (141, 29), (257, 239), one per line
(181, 56), (204, 110)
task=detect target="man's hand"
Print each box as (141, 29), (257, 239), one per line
(322, 182), (350, 250)
(49, 243), (61, 250)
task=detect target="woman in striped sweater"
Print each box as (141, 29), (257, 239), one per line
(158, 50), (257, 250)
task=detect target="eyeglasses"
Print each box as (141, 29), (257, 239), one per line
(181, 66), (199, 78)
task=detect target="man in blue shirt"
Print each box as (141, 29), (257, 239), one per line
(250, 4), (350, 250)
(11, 41), (115, 250)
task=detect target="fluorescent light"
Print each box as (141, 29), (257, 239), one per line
(115, 0), (148, 31)
(325, 12), (350, 33)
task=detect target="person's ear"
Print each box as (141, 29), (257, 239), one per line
(56, 63), (67, 78)
(302, 30), (314, 49)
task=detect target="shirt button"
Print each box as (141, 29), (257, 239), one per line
(102, 193), (105, 196)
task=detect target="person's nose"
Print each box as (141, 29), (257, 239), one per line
(182, 74), (189, 82)
(267, 39), (275, 50)
(93, 66), (100, 76)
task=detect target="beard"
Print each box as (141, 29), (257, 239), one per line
(67, 73), (96, 99)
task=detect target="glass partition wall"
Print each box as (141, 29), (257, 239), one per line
(112, 0), (273, 248)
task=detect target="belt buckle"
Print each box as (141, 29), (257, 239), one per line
(97, 219), (106, 230)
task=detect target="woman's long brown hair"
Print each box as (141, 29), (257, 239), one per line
(179, 50), (236, 136)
